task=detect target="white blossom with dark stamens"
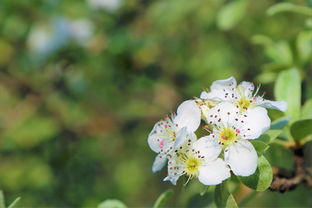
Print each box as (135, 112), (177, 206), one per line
(205, 102), (270, 176)
(148, 100), (201, 173)
(200, 76), (287, 112)
(164, 136), (230, 185)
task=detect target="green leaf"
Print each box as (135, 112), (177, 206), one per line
(215, 182), (238, 208)
(290, 119), (312, 141)
(97, 199), (127, 208)
(270, 118), (289, 130)
(264, 143), (294, 170)
(0, 191), (5, 208)
(8, 197), (21, 208)
(250, 140), (269, 156)
(153, 189), (173, 208)
(296, 31), (312, 63)
(258, 129), (282, 143)
(274, 68), (301, 121)
(302, 99), (312, 119)
(238, 155), (273, 191)
(267, 3), (312, 17)
(216, 0), (248, 31)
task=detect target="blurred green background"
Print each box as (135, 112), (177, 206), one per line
(0, 0), (312, 207)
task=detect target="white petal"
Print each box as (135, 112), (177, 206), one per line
(211, 76), (237, 91)
(173, 128), (197, 151)
(200, 91), (209, 99)
(259, 99), (288, 112)
(164, 157), (185, 185)
(202, 77), (238, 102)
(192, 135), (222, 161)
(147, 122), (162, 153)
(241, 107), (271, 140)
(173, 127), (188, 149)
(198, 158), (231, 185)
(224, 140), (258, 176)
(174, 100), (201, 132)
(206, 102), (239, 127)
(152, 154), (167, 173)
(238, 81), (254, 98)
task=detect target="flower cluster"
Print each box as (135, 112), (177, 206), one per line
(148, 77), (287, 186)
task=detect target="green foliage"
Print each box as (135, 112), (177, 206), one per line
(0, 191), (20, 208)
(265, 143), (294, 170)
(7, 197), (20, 208)
(153, 189), (173, 208)
(302, 99), (312, 119)
(238, 156), (273, 191)
(275, 68), (301, 121)
(250, 140), (269, 156)
(215, 182), (238, 208)
(97, 199), (127, 208)
(0, 191), (4, 208)
(267, 3), (312, 17)
(290, 119), (312, 141)
(217, 0), (248, 31)
(258, 129), (282, 143)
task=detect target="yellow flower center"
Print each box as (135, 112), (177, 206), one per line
(219, 127), (237, 145)
(236, 98), (251, 112)
(185, 157), (201, 177)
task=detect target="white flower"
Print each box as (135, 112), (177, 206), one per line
(205, 102), (271, 176)
(164, 136), (230, 185)
(200, 76), (287, 112)
(148, 100), (201, 173)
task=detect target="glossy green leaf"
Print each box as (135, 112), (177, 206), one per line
(217, 0), (248, 30)
(302, 99), (312, 119)
(258, 129), (282, 143)
(153, 189), (173, 208)
(215, 182), (238, 208)
(238, 155), (273, 191)
(97, 199), (127, 208)
(274, 68), (301, 121)
(290, 119), (312, 141)
(267, 3), (312, 17)
(250, 140), (269, 156)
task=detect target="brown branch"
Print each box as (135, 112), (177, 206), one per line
(269, 150), (312, 193)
